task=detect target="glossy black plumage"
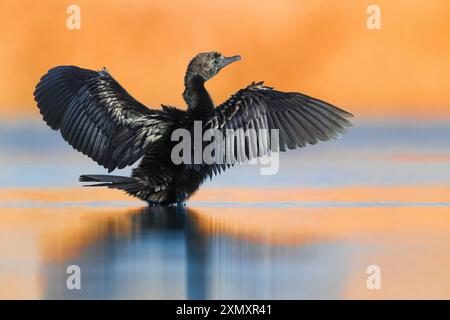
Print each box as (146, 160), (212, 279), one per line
(34, 52), (353, 205)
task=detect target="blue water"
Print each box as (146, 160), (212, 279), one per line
(1, 118), (450, 188)
(1, 118), (450, 299)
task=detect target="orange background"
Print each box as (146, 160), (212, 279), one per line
(1, 0), (450, 119)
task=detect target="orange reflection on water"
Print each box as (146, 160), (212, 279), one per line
(0, 205), (142, 299)
(190, 205), (450, 299)
(0, 188), (138, 203)
(2, 185), (450, 203)
(192, 185), (450, 203)
(386, 154), (450, 163)
(1, 186), (450, 299)
(190, 206), (450, 245)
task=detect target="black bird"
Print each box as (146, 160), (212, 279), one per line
(34, 52), (353, 205)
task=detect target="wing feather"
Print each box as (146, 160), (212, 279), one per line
(203, 81), (353, 177)
(34, 66), (171, 172)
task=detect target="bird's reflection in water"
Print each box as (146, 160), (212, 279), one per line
(42, 205), (353, 299)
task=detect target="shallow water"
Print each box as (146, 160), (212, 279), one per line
(0, 119), (450, 299)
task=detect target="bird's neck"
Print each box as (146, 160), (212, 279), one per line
(183, 74), (214, 114)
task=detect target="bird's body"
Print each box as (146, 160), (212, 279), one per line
(120, 105), (217, 205)
(34, 52), (353, 205)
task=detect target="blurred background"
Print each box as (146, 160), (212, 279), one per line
(1, 0), (450, 119)
(1, 0), (450, 299)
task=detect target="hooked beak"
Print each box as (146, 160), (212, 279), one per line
(219, 55), (241, 68)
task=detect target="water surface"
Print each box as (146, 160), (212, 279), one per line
(1, 119), (450, 299)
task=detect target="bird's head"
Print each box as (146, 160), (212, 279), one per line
(186, 51), (241, 82)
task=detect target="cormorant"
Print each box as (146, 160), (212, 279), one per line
(34, 52), (353, 205)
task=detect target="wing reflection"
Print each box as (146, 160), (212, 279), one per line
(40, 205), (356, 299)
(40, 206), (212, 299)
(8, 203), (450, 299)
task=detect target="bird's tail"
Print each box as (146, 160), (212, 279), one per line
(79, 174), (143, 194)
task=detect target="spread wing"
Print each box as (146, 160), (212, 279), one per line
(202, 81), (353, 176)
(34, 66), (171, 172)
